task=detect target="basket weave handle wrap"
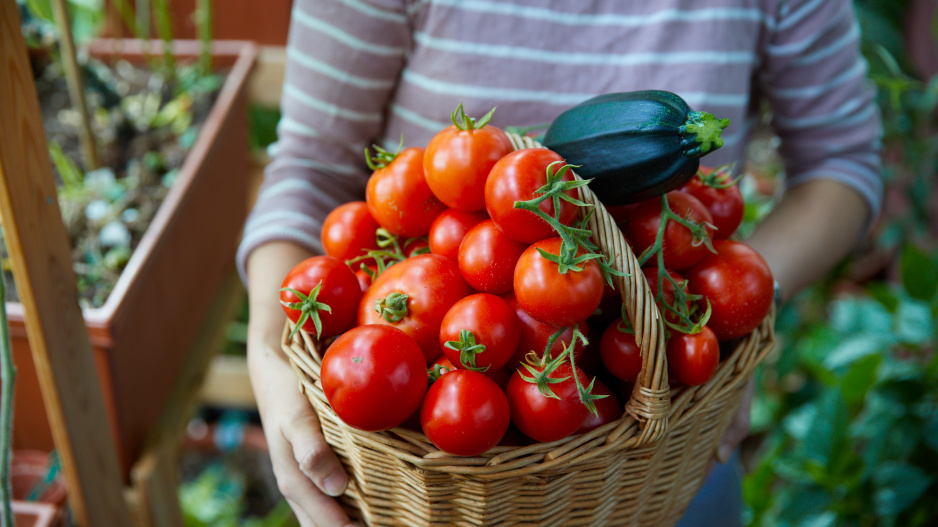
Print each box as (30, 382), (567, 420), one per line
(507, 133), (670, 445)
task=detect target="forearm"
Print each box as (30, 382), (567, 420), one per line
(745, 179), (869, 302)
(246, 241), (315, 406)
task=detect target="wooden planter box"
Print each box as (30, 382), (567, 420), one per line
(6, 39), (257, 475)
(12, 501), (61, 527)
(103, 0), (294, 46)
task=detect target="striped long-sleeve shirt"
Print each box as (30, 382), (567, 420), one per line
(237, 0), (882, 281)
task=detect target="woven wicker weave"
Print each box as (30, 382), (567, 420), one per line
(281, 133), (776, 526)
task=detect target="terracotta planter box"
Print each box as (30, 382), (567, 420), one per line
(9, 450), (67, 527)
(103, 0), (294, 46)
(6, 39), (257, 475)
(12, 501), (61, 527)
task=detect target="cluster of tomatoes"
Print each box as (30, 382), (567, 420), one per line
(280, 105), (774, 458)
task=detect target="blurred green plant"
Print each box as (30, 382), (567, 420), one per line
(19, 0), (104, 45)
(180, 464), (299, 527)
(745, 245), (938, 526)
(743, 2), (938, 525)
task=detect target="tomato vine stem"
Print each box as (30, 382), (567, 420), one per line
(374, 292), (408, 323)
(512, 161), (624, 284)
(281, 282), (332, 339)
(444, 329), (490, 372)
(636, 194), (715, 334)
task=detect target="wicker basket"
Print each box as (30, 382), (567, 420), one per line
(281, 133), (776, 526)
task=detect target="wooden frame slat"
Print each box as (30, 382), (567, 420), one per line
(0, 3), (132, 525)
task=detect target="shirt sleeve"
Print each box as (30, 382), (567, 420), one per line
(759, 0), (883, 225)
(236, 0), (411, 283)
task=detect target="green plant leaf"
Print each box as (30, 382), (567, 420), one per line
(899, 244), (938, 301)
(782, 401), (818, 441)
(829, 297), (893, 336)
(873, 462), (934, 517)
(840, 353), (882, 405)
(894, 297), (935, 345)
(775, 486), (834, 527)
(924, 411), (938, 454)
(851, 390), (906, 440)
(823, 334), (891, 370)
(800, 390), (849, 465)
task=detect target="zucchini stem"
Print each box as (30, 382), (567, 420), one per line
(680, 112), (731, 157)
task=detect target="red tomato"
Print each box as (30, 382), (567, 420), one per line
(366, 147), (447, 237)
(458, 220), (528, 294)
(321, 201), (380, 262)
(513, 237), (604, 327)
(642, 267), (690, 325)
(484, 148), (580, 244)
(424, 111), (514, 211)
(321, 325), (428, 431)
(432, 355), (511, 390)
(575, 378), (622, 434)
(504, 292), (589, 368)
(439, 294), (521, 372)
(429, 209), (488, 261)
(420, 370), (511, 456)
(507, 362), (589, 442)
(359, 254), (472, 363)
(354, 264), (375, 293)
(280, 256), (361, 339)
(627, 190), (715, 271)
(680, 168), (744, 239)
(403, 237), (430, 258)
(666, 326), (720, 386)
(685, 240), (774, 341)
(598, 318), (643, 383)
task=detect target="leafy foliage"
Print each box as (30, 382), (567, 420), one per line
(744, 2), (938, 525)
(745, 254), (938, 526)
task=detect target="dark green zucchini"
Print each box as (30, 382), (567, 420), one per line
(541, 90), (729, 205)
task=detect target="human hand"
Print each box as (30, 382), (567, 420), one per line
(246, 242), (357, 527)
(248, 311), (357, 526)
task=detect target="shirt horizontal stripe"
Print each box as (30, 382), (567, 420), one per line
(286, 46), (396, 90)
(427, 0), (766, 27)
(244, 210), (325, 234)
(284, 84), (383, 123)
(414, 31), (757, 66)
(791, 21), (859, 66)
(292, 6), (405, 56)
(769, 61), (866, 98)
(337, 0), (406, 23)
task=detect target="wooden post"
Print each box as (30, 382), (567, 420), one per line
(0, 2), (132, 526)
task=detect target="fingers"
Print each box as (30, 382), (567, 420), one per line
(717, 380), (754, 463)
(284, 413), (349, 497)
(268, 431), (352, 527)
(248, 331), (352, 526)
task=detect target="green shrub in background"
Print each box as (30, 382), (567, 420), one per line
(745, 245), (938, 526)
(743, 1), (938, 525)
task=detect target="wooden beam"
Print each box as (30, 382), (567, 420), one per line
(0, 3), (131, 526)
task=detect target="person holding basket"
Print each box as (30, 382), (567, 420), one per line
(238, 1), (881, 525)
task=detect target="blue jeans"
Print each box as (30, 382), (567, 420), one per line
(675, 450), (744, 527)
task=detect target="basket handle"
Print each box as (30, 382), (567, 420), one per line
(506, 133), (670, 446)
